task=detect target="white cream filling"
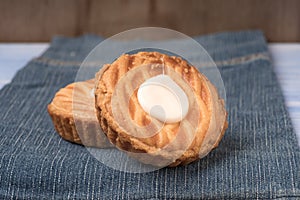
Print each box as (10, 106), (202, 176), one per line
(137, 75), (189, 123)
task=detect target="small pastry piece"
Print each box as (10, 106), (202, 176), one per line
(95, 52), (228, 167)
(48, 79), (112, 148)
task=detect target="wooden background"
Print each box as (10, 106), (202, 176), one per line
(0, 0), (299, 42)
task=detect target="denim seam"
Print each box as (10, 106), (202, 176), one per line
(214, 52), (270, 66)
(31, 52), (270, 68)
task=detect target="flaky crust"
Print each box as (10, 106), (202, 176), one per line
(95, 52), (228, 166)
(48, 80), (112, 148)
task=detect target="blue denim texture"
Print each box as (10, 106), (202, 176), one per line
(0, 31), (299, 199)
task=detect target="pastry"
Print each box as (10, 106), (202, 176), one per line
(48, 79), (112, 148)
(94, 52), (228, 167)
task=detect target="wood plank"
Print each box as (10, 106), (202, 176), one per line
(0, 0), (299, 42)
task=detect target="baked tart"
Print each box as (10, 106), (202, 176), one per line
(95, 52), (228, 167)
(48, 79), (112, 148)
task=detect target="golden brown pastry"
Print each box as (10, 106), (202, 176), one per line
(95, 52), (228, 167)
(48, 79), (112, 148)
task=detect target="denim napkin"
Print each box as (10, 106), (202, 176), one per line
(0, 31), (299, 199)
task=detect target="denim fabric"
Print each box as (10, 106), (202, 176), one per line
(0, 31), (299, 199)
